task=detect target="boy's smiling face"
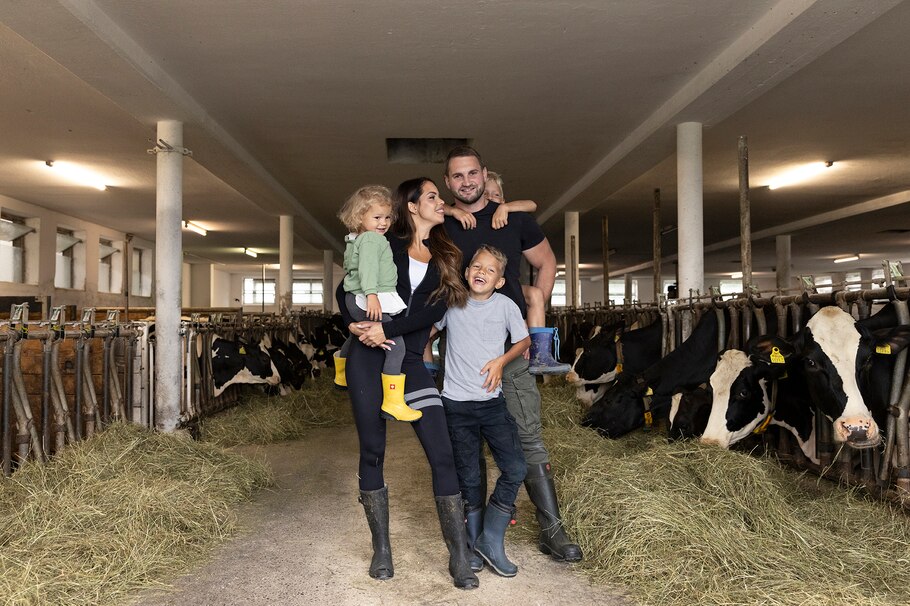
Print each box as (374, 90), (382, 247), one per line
(466, 250), (506, 299)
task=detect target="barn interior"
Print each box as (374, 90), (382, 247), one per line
(1, 1), (908, 312)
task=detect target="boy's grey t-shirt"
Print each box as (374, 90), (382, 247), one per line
(436, 292), (529, 402)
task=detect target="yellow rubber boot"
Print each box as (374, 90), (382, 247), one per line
(333, 352), (347, 390)
(380, 374), (422, 422)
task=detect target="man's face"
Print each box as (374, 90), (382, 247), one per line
(445, 156), (487, 206)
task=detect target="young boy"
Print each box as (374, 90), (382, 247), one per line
(432, 244), (530, 578)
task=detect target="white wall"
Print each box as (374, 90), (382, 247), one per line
(0, 193), (155, 310)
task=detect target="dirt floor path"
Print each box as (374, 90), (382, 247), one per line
(133, 421), (632, 606)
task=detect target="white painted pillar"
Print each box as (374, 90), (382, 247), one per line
(564, 211), (580, 307)
(323, 250), (334, 313)
(860, 268), (874, 289)
(279, 215), (294, 312)
(775, 235), (792, 292)
(677, 122), (704, 298)
(154, 120), (184, 433)
(624, 274), (633, 304)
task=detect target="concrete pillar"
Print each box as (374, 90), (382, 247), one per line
(565, 211), (580, 307)
(860, 268), (874, 289)
(323, 250), (334, 313)
(624, 274), (633, 304)
(775, 235), (792, 292)
(154, 120), (184, 433)
(279, 215), (294, 312)
(830, 271), (846, 291)
(677, 122), (704, 298)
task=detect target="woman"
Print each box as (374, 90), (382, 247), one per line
(339, 177), (477, 589)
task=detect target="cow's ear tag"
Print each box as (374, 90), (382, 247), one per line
(643, 411), (653, 427)
(239, 346), (247, 355)
(876, 344), (893, 355)
(614, 334), (620, 342)
(615, 363), (623, 374)
(770, 347), (785, 364)
(645, 387), (653, 396)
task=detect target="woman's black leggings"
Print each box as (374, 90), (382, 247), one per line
(347, 338), (460, 496)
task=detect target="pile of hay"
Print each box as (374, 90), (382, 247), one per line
(201, 375), (353, 447)
(0, 423), (272, 606)
(536, 380), (910, 606)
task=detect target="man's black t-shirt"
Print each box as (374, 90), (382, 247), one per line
(443, 202), (545, 318)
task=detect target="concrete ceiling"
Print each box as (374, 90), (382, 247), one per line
(0, 0), (908, 282)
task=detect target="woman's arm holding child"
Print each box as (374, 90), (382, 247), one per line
(481, 336), (531, 392)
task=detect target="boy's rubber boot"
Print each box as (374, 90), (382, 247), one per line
(528, 327), (572, 375)
(333, 351), (348, 390)
(524, 463), (583, 562)
(474, 500), (518, 577)
(435, 495), (480, 589)
(380, 374), (422, 422)
(464, 505), (485, 572)
(358, 486), (393, 580)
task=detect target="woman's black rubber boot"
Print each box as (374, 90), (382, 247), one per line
(359, 485), (394, 580)
(435, 495), (480, 589)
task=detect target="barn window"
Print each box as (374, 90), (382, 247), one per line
(550, 280), (566, 307)
(243, 278), (275, 305)
(0, 212), (37, 284)
(607, 279), (637, 305)
(55, 227), (85, 290)
(292, 280), (323, 305)
(98, 238), (123, 293)
(131, 246), (153, 297)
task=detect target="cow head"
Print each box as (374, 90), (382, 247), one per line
(668, 384), (712, 441)
(581, 373), (657, 438)
(566, 323), (623, 386)
(794, 306), (910, 448)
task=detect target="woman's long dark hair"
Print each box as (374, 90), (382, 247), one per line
(393, 178), (468, 309)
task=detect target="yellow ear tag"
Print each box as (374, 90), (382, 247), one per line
(770, 347), (785, 364)
(876, 344), (892, 355)
(643, 411), (653, 427)
(615, 363), (623, 374)
(239, 346), (247, 355)
(645, 387), (653, 396)
(614, 334), (620, 342)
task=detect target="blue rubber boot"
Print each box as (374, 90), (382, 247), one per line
(464, 506), (485, 572)
(474, 500), (518, 577)
(528, 328), (572, 375)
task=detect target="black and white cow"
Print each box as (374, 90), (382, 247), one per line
(567, 320), (663, 407)
(209, 335), (280, 397)
(696, 305), (910, 454)
(582, 309), (724, 438)
(261, 334), (309, 392)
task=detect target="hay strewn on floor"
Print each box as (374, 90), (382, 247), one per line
(536, 380), (910, 606)
(200, 375), (353, 447)
(0, 423), (272, 606)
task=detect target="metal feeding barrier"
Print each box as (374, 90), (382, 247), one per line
(548, 265), (910, 501)
(0, 304), (338, 475)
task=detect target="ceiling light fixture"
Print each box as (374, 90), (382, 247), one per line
(243, 248), (258, 258)
(834, 254), (860, 264)
(44, 160), (107, 191)
(767, 161), (834, 190)
(731, 271), (744, 279)
(183, 221), (207, 236)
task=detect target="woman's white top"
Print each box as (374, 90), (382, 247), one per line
(408, 257), (429, 294)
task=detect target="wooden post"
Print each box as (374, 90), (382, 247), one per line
(602, 215), (609, 304)
(738, 136), (752, 294)
(653, 188), (661, 302)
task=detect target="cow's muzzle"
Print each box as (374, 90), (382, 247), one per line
(835, 417), (881, 449)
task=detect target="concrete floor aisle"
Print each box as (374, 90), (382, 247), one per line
(133, 421), (632, 606)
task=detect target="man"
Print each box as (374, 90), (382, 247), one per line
(441, 146), (582, 563)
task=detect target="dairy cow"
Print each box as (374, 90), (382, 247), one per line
(209, 335), (280, 397)
(261, 334), (309, 392)
(697, 305), (910, 453)
(567, 320), (662, 407)
(582, 310), (724, 438)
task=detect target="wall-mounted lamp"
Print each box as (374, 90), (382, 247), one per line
(833, 254), (860, 264)
(44, 160), (108, 191)
(183, 221), (207, 236)
(243, 248), (258, 258)
(767, 161), (834, 190)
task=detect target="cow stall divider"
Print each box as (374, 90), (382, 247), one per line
(1, 303), (340, 476)
(549, 279), (910, 502)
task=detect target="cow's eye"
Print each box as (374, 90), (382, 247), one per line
(738, 389), (750, 399)
(805, 358), (817, 369)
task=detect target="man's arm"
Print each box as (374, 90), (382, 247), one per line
(522, 237), (557, 300)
